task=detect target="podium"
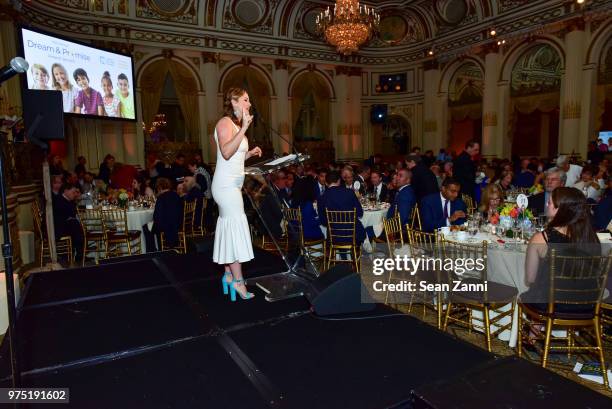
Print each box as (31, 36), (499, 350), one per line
(243, 153), (321, 302)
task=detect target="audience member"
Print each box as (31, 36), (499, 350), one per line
(528, 167), (565, 217)
(405, 154), (439, 202)
(420, 177), (467, 232)
(53, 183), (84, 262)
(453, 140), (479, 200)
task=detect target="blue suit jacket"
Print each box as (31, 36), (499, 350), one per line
(386, 185), (416, 227)
(319, 186), (365, 243)
(420, 193), (467, 232)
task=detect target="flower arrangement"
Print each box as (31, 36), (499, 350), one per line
(499, 203), (533, 219)
(118, 189), (129, 208)
(528, 184), (543, 194)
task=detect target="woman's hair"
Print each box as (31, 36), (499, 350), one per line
(497, 170), (514, 185)
(101, 71), (113, 87)
(133, 177), (145, 196)
(73, 68), (88, 82)
(479, 184), (503, 212)
(223, 87), (246, 126)
(291, 178), (316, 207)
(31, 64), (48, 76)
(548, 187), (599, 244)
(51, 63), (72, 90)
(156, 177), (172, 192)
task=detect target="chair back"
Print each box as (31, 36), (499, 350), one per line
(102, 208), (129, 233)
(32, 202), (46, 241)
(461, 193), (476, 215)
(406, 227), (438, 257)
(547, 248), (612, 315)
(283, 207), (304, 246)
(326, 209), (357, 245)
(383, 213), (404, 255)
(410, 204), (422, 230)
(182, 200), (197, 234)
(78, 208), (104, 235)
(439, 238), (488, 292)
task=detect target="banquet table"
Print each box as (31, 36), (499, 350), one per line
(126, 207), (155, 253)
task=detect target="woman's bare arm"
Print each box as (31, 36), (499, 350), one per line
(525, 232), (547, 286)
(216, 118), (245, 160)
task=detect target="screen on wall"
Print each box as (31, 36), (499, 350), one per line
(19, 26), (136, 121)
(599, 131), (612, 145)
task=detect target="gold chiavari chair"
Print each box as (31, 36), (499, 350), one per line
(461, 194), (476, 216)
(410, 204), (422, 230)
(32, 202), (73, 266)
(102, 208), (142, 257)
(517, 249), (612, 388)
(191, 197), (207, 237)
(161, 200), (195, 254)
(441, 238), (517, 352)
(283, 207), (326, 268)
(260, 219), (288, 253)
(382, 213), (405, 304)
(77, 208), (107, 265)
(601, 300), (612, 341)
(326, 209), (361, 273)
(405, 228), (445, 327)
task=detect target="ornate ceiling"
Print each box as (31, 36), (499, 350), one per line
(8, 0), (612, 65)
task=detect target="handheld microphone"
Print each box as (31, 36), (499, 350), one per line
(0, 57), (29, 85)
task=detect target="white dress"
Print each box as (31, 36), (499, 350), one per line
(211, 122), (255, 264)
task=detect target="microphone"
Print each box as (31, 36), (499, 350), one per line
(256, 112), (299, 156)
(0, 57), (29, 85)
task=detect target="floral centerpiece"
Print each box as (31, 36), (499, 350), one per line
(528, 184), (543, 195)
(117, 189), (130, 208)
(498, 203), (533, 236)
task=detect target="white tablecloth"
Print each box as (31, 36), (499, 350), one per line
(0, 274), (20, 335)
(126, 208), (155, 253)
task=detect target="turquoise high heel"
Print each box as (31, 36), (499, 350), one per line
(222, 272), (233, 295)
(229, 279), (254, 302)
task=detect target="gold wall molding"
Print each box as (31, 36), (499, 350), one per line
(562, 101), (581, 119)
(483, 112), (498, 127)
(424, 120), (437, 132)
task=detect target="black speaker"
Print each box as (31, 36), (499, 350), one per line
(370, 104), (388, 124)
(310, 264), (376, 316)
(189, 237), (215, 254)
(22, 90), (64, 146)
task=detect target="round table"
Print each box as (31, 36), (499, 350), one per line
(126, 208), (155, 253)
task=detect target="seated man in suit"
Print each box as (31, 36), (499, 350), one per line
(421, 177), (467, 232)
(314, 168), (327, 203)
(181, 176), (204, 230)
(53, 183), (84, 262)
(367, 170), (389, 203)
(319, 170), (366, 245)
(270, 170), (290, 207)
(528, 167), (565, 217)
(386, 168), (416, 228)
(151, 178), (183, 249)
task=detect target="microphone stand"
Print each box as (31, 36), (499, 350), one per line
(258, 115), (300, 156)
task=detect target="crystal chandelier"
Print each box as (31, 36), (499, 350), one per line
(316, 0), (380, 55)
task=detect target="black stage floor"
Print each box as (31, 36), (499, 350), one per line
(1, 249), (609, 408)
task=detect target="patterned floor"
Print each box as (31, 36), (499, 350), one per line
(393, 303), (612, 398)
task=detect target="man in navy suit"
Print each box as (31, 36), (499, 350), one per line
(319, 170), (366, 244)
(528, 167), (565, 217)
(367, 170), (389, 203)
(314, 168), (327, 202)
(405, 154), (439, 202)
(270, 170), (290, 207)
(386, 168), (416, 228)
(420, 177), (467, 232)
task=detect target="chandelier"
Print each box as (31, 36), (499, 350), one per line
(316, 0), (380, 55)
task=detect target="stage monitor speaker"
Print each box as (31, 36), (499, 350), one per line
(311, 264), (376, 316)
(99, 250), (180, 264)
(22, 89), (64, 146)
(370, 104), (388, 124)
(404, 356), (611, 409)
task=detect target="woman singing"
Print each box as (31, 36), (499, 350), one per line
(212, 88), (262, 301)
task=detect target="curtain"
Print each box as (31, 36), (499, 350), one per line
(512, 92), (559, 114)
(140, 60), (168, 129)
(167, 60), (199, 142)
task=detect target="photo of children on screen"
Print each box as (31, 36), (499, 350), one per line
(73, 68), (104, 116)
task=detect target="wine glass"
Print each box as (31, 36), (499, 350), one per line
(536, 215), (546, 232)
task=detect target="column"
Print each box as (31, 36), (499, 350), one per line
(496, 81), (512, 159)
(333, 66), (349, 160)
(482, 44), (501, 158)
(423, 61), (442, 152)
(347, 68), (362, 158)
(560, 19), (586, 157)
(197, 91), (209, 161)
(0, 19), (21, 116)
(273, 59), (291, 154)
(201, 52), (219, 162)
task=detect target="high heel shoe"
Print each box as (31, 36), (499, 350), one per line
(222, 272), (233, 295)
(229, 279), (254, 302)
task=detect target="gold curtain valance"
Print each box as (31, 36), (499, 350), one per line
(449, 103), (482, 121)
(511, 92), (559, 114)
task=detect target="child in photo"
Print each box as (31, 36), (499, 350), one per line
(51, 63), (77, 113)
(73, 68), (104, 116)
(117, 73), (135, 119)
(101, 71), (121, 117)
(31, 64), (49, 90)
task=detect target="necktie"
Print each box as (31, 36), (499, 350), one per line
(443, 199), (449, 220)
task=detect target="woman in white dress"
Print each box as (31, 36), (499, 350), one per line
(212, 88), (262, 301)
